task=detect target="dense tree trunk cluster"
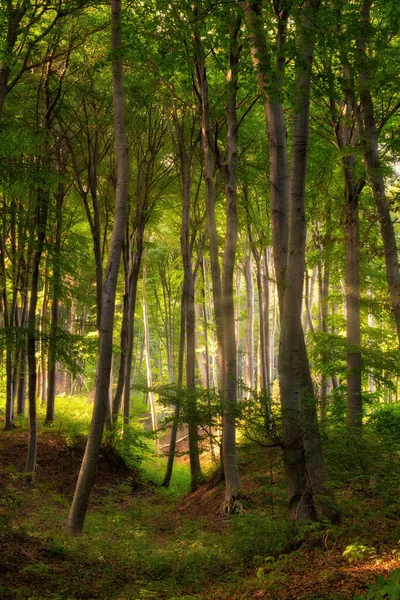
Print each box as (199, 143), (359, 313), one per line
(0, 0), (399, 534)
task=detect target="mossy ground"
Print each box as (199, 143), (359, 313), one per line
(1, 397), (400, 599)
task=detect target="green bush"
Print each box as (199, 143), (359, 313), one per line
(354, 569), (400, 599)
(230, 513), (294, 562)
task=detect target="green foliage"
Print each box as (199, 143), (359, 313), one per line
(41, 394), (93, 445)
(323, 419), (400, 496)
(236, 385), (282, 449)
(354, 570), (400, 600)
(343, 543), (376, 563)
(152, 383), (222, 453)
(104, 420), (152, 471)
(229, 514), (294, 562)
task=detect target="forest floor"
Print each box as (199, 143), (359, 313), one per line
(1, 414), (400, 599)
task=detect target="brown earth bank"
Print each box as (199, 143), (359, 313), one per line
(1, 427), (400, 599)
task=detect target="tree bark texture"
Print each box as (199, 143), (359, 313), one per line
(244, 0), (335, 520)
(244, 252), (255, 397)
(46, 178), (65, 424)
(356, 0), (400, 343)
(67, 0), (129, 535)
(194, 13), (242, 510)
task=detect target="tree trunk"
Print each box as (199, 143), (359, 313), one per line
(26, 183), (50, 481)
(1, 237), (15, 430)
(220, 16), (242, 512)
(345, 171), (362, 430)
(356, 0), (400, 343)
(194, 14), (242, 511)
(122, 231), (144, 424)
(162, 284), (185, 488)
(111, 233), (129, 421)
(67, 0), (129, 535)
(262, 249), (272, 397)
(180, 148), (201, 490)
(142, 265), (158, 443)
(40, 269), (49, 406)
(244, 252), (254, 397)
(46, 181), (64, 424)
(244, 0), (335, 520)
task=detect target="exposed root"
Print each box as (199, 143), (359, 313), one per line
(219, 496), (247, 517)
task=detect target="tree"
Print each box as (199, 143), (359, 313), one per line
(242, 0), (336, 520)
(67, 0), (129, 535)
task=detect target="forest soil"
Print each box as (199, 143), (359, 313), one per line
(1, 426), (400, 599)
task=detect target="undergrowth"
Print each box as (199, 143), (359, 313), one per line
(2, 395), (400, 599)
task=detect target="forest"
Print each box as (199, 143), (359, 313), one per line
(1, 0), (400, 598)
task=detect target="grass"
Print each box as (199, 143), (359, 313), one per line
(2, 395), (400, 599)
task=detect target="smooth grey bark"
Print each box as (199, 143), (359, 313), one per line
(244, 251), (255, 397)
(220, 16), (242, 512)
(116, 109), (166, 424)
(17, 291), (28, 416)
(25, 48), (65, 478)
(345, 169), (362, 430)
(318, 259), (330, 423)
(356, 0), (400, 343)
(179, 127), (202, 490)
(162, 284), (185, 488)
(121, 231), (144, 424)
(303, 269), (316, 335)
(330, 48), (364, 430)
(39, 270), (49, 406)
(194, 13), (241, 511)
(241, 0), (289, 312)
(1, 234), (14, 430)
(142, 266), (157, 439)
(111, 233), (129, 420)
(262, 249), (272, 396)
(46, 179), (65, 424)
(196, 302), (208, 387)
(244, 0), (335, 520)
(246, 208), (268, 395)
(26, 184), (50, 482)
(278, 0), (322, 519)
(67, 0), (129, 535)
(270, 272), (277, 387)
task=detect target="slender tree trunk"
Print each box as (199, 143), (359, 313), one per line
(1, 238), (14, 430)
(201, 260), (217, 461)
(244, 0), (335, 520)
(220, 17), (242, 511)
(26, 184), (50, 481)
(235, 269), (241, 386)
(142, 265), (158, 441)
(162, 284), (185, 487)
(46, 181), (64, 424)
(241, 0), (289, 313)
(26, 57), (60, 477)
(356, 0), (400, 343)
(17, 293), (28, 416)
(180, 152), (201, 490)
(40, 271), (49, 406)
(196, 303), (208, 386)
(345, 171), (362, 430)
(319, 260), (330, 422)
(270, 274), (277, 387)
(122, 242), (143, 424)
(67, 0), (129, 535)
(244, 252), (254, 397)
(194, 14), (242, 510)
(303, 269), (316, 334)
(112, 233), (129, 420)
(262, 249), (271, 397)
